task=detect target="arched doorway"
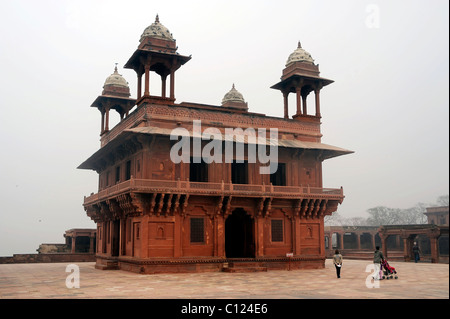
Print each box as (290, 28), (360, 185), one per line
(225, 208), (255, 258)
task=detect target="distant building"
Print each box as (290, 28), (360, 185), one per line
(324, 206), (449, 263)
(424, 206), (449, 226)
(37, 228), (96, 254)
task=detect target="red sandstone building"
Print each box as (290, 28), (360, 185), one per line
(78, 16), (352, 273)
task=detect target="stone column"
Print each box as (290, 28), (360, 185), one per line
(170, 69), (175, 99)
(302, 94), (307, 115)
(283, 91), (289, 119)
(101, 111), (105, 134)
(296, 87), (302, 116)
(104, 108), (110, 132)
(319, 217), (325, 256)
(161, 74), (167, 98)
(255, 216), (265, 257)
(144, 65), (150, 96)
(381, 235), (387, 259)
(402, 236), (410, 262)
(293, 216), (301, 255)
(429, 230), (440, 263)
(314, 88), (321, 117)
(71, 235), (76, 253)
(356, 233), (361, 250)
(137, 72), (142, 99)
(89, 235), (94, 254)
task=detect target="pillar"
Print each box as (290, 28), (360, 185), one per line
(173, 214), (182, 258)
(293, 216), (301, 255)
(215, 215), (225, 257)
(339, 232), (344, 250)
(356, 233), (361, 250)
(101, 111), (105, 134)
(170, 69), (175, 99)
(319, 217), (325, 256)
(120, 219), (126, 256)
(402, 236), (410, 262)
(429, 232), (440, 263)
(137, 72), (142, 99)
(161, 75), (167, 98)
(144, 65), (150, 96)
(141, 215), (149, 258)
(283, 91), (289, 119)
(314, 88), (321, 117)
(381, 235), (387, 259)
(302, 94), (307, 115)
(255, 216), (265, 257)
(89, 235), (94, 254)
(104, 108), (110, 131)
(296, 87), (302, 116)
(71, 235), (76, 253)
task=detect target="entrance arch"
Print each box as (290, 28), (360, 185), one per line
(225, 208), (255, 258)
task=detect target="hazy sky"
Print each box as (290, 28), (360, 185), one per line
(0, 0), (448, 256)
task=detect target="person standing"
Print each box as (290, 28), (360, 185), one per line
(412, 242), (421, 263)
(373, 246), (384, 280)
(333, 250), (343, 278)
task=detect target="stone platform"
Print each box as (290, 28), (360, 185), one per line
(0, 259), (447, 299)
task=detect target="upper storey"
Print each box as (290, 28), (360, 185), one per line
(83, 17), (351, 161)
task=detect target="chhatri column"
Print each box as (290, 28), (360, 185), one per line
(144, 64), (150, 96)
(296, 87), (302, 116)
(104, 107), (110, 132)
(137, 71), (142, 100)
(170, 68), (175, 99)
(101, 110), (105, 134)
(302, 94), (307, 115)
(314, 88), (321, 117)
(161, 74), (167, 98)
(283, 91), (289, 119)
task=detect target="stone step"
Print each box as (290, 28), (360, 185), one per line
(223, 260), (268, 273)
(223, 266), (267, 273)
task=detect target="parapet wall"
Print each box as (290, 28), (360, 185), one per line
(0, 253), (95, 264)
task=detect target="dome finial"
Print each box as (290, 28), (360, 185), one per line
(298, 41), (302, 48)
(155, 14), (160, 23)
(114, 62), (118, 74)
(232, 83), (235, 89)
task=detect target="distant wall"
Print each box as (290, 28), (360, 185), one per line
(37, 244), (70, 254)
(0, 253), (95, 264)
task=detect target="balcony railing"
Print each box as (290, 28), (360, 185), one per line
(84, 177), (344, 205)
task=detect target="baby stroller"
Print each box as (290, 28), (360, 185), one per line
(381, 259), (398, 280)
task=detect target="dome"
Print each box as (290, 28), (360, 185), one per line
(140, 14), (174, 42)
(221, 84), (245, 104)
(104, 65), (129, 88)
(285, 41), (314, 66)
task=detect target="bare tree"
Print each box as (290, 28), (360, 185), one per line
(436, 194), (449, 206)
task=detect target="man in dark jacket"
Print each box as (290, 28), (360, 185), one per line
(412, 242), (421, 263)
(373, 246), (384, 280)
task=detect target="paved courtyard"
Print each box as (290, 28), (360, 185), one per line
(0, 259), (448, 300)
